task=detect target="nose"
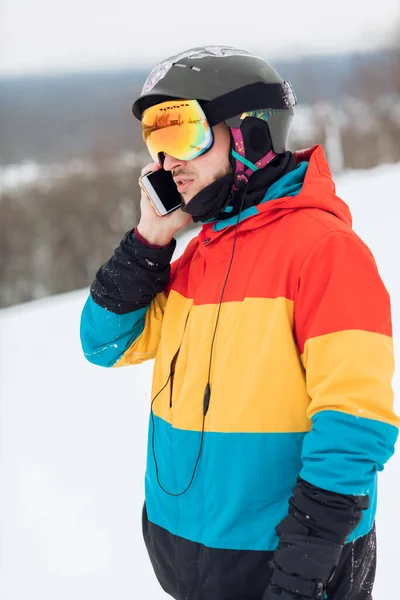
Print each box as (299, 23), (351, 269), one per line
(163, 153), (184, 172)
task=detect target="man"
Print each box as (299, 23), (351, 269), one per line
(80, 46), (399, 600)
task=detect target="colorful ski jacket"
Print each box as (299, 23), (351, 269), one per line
(81, 145), (399, 600)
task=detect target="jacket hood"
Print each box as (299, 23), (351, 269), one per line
(200, 145), (352, 241)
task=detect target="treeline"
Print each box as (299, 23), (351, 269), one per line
(0, 162), (142, 308)
(291, 95), (400, 171)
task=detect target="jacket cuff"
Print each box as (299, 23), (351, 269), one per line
(90, 229), (176, 314)
(277, 477), (369, 545)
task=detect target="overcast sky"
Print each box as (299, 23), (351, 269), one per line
(0, 0), (399, 76)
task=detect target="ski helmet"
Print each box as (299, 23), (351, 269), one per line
(132, 46), (297, 185)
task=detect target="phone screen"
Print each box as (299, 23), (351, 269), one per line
(145, 170), (182, 213)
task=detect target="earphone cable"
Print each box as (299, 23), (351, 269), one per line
(152, 181), (249, 496)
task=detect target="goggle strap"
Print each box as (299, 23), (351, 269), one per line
(204, 81), (296, 127)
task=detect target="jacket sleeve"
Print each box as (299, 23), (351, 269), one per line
(80, 229), (176, 368)
(295, 230), (399, 501)
(263, 230), (399, 599)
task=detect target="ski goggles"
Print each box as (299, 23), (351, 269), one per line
(142, 99), (213, 162)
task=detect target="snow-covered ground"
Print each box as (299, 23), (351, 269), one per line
(1, 164), (399, 599)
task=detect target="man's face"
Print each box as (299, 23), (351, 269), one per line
(162, 123), (232, 204)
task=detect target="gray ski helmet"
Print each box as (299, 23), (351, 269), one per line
(132, 45), (297, 154)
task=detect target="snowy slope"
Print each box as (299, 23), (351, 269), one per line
(1, 164), (399, 600)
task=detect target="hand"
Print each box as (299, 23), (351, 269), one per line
(137, 162), (192, 246)
(261, 530), (341, 600)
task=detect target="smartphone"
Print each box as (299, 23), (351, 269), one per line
(139, 169), (182, 217)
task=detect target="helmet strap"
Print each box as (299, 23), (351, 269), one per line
(230, 126), (277, 191)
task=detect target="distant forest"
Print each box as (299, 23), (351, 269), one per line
(1, 49), (398, 165)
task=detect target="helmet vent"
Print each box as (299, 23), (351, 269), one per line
(172, 63), (201, 72)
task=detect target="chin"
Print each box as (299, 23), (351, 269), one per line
(182, 190), (197, 204)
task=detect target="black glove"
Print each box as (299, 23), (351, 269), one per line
(262, 533), (342, 599)
(261, 477), (369, 599)
(262, 477), (369, 600)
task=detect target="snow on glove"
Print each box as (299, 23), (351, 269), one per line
(262, 534), (342, 600)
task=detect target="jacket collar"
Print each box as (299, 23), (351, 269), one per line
(198, 145), (352, 244)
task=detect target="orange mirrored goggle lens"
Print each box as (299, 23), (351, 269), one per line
(142, 99), (213, 162)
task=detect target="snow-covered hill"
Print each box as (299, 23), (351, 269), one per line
(1, 164), (399, 599)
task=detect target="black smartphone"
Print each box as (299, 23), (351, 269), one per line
(139, 169), (182, 216)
